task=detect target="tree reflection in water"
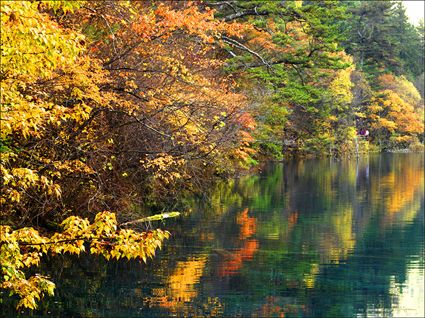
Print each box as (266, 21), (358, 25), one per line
(3, 154), (423, 318)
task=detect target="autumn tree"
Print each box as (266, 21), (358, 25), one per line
(69, 1), (256, 204)
(1, 0), (257, 221)
(1, 0), (239, 310)
(0, 0), (266, 309)
(1, 0), (111, 225)
(337, 1), (424, 151)
(1, 0), (423, 311)
(366, 74), (424, 149)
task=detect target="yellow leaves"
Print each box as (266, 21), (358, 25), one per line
(21, 252), (42, 268)
(329, 66), (354, 107)
(51, 160), (95, 175)
(375, 118), (397, 132)
(0, 163), (61, 204)
(155, 55), (195, 83)
(13, 275), (55, 310)
(39, 1), (82, 14)
(93, 211), (117, 236)
(294, 0), (303, 8)
(368, 86), (424, 140)
(378, 74), (422, 106)
(1, 211), (174, 309)
(71, 87), (84, 99)
(368, 104), (384, 113)
(1, 226), (53, 310)
(0, 96), (48, 139)
(125, 80), (138, 90)
(0, 0), (257, 309)
(88, 221), (169, 263)
(1, 2), (104, 213)
(328, 115), (338, 122)
(141, 154), (187, 184)
(1, 1), (83, 80)
(0, 166), (61, 204)
(1, 153), (93, 208)
(9, 190), (21, 203)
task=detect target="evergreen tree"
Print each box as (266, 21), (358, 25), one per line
(391, 2), (423, 78)
(342, 0), (398, 78)
(213, 0), (350, 156)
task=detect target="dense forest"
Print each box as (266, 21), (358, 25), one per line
(0, 0), (424, 310)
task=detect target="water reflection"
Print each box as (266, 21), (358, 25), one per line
(391, 267), (424, 318)
(3, 154), (424, 317)
(147, 256), (207, 311)
(217, 209), (259, 277)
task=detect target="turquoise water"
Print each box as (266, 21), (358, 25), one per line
(3, 153), (424, 317)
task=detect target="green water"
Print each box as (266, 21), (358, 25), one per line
(3, 153), (424, 317)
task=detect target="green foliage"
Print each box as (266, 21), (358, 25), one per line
(214, 0), (352, 157)
(341, 1), (424, 79)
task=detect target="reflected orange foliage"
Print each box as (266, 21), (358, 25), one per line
(253, 296), (286, 318)
(218, 209), (259, 277)
(237, 208), (257, 239)
(380, 166), (424, 215)
(252, 296), (307, 318)
(288, 211), (299, 230)
(218, 240), (259, 277)
(149, 256), (207, 310)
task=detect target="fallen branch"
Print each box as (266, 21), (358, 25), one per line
(120, 211), (181, 227)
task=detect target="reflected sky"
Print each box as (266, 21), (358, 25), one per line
(2, 153), (424, 318)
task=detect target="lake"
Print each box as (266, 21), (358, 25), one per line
(3, 153), (424, 317)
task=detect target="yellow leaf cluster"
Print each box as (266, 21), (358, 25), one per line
(368, 88), (424, 138)
(1, 211), (172, 309)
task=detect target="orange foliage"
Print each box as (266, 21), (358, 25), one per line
(368, 89), (423, 141)
(369, 74), (424, 147)
(149, 256), (207, 310)
(379, 166), (424, 215)
(218, 239), (259, 277)
(218, 209), (259, 276)
(288, 211), (299, 230)
(378, 73), (398, 90)
(237, 208), (257, 239)
(253, 296), (287, 318)
(63, 1), (258, 204)
(378, 74), (422, 106)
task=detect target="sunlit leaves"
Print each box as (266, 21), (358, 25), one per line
(329, 63), (354, 109)
(85, 0), (257, 196)
(0, 0), (110, 226)
(0, 211), (172, 309)
(1, 1), (83, 79)
(367, 74), (424, 148)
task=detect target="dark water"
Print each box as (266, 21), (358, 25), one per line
(3, 154), (424, 317)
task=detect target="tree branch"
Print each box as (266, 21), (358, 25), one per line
(221, 36), (271, 68)
(222, 8), (269, 21)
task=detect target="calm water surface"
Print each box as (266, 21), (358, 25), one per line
(4, 153), (424, 317)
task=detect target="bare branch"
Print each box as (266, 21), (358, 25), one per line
(222, 8), (269, 22)
(221, 36), (271, 68)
